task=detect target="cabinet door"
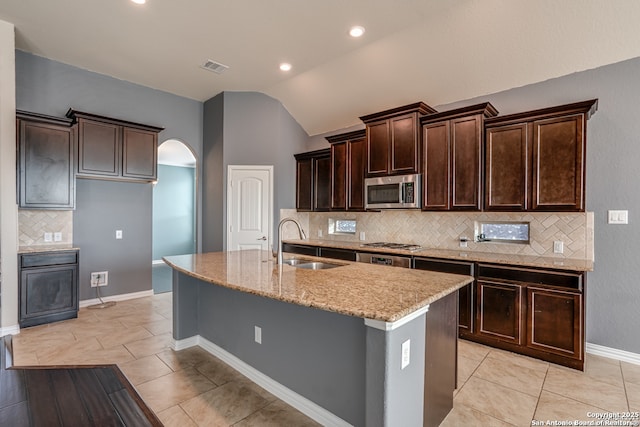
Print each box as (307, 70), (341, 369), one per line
(451, 115), (482, 210)
(296, 158), (313, 211)
(532, 114), (585, 211)
(77, 119), (121, 177)
(331, 141), (347, 210)
(122, 127), (157, 180)
(477, 280), (523, 344)
(423, 121), (450, 210)
(20, 265), (78, 327)
(347, 137), (366, 211)
(19, 120), (75, 209)
(314, 156), (331, 211)
(366, 120), (390, 176)
(390, 113), (419, 174)
(485, 123), (529, 210)
(527, 286), (582, 359)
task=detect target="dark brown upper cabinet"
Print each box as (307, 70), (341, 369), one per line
(294, 149), (331, 212)
(326, 130), (367, 211)
(17, 111), (76, 210)
(66, 110), (163, 182)
(484, 99), (597, 212)
(360, 102), (436, 177)
(421, 103), (499, 211)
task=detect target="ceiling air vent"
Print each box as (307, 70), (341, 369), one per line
(201, 59), (229, 74)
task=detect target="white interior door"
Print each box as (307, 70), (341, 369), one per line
(227, 165), (273, 251)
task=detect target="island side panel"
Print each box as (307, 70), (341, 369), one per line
(196, 281), (367, 426)
(172, 271), (200, 341)
(424, 291), (458, 427)
(365, 314), (427, 427)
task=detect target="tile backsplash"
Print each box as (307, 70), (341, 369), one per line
(280, 209), (594, 261)
(18, 210), (73, 246)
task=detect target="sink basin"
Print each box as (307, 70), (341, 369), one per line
(281, 259), (342, 270)
(282, 259), (307, 266)
(295, 262), (342, 270)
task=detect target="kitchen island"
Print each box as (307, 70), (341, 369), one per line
(163, 250), (473, 427)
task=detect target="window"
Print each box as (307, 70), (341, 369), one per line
(475, 221), (529, 243)
(328, 218), (356, 235)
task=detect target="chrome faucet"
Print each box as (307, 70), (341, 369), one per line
(277, 217), (307, 265)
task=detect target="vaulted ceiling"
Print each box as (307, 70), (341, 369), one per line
(2, 0), (640, 135)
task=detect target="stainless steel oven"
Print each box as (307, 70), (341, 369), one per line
(365, 174), (421, 209)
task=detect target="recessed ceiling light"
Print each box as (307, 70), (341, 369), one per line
(131, 0), (146, 4)
(349, 26), (365, 38)
(279, 63), (292, 72)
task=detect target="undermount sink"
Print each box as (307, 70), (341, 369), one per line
(282, 259), (342, 270)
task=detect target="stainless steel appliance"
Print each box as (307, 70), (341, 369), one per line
(356, 252), (411, 268)
(364, 174), (421, 209)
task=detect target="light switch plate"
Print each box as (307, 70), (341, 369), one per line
(608, 210), (629, 224)
(44, 232), (53, 242)
(116, 230), (123, 239)
(54, 232), (62, 242)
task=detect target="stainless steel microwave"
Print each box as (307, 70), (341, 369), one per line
(365, 174), (422, 209)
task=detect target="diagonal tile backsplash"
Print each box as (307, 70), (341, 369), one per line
(281, 209), (594, 261)
(18, 210), (73, 246)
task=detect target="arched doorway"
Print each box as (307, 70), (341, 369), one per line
(152, 139), (197, 293)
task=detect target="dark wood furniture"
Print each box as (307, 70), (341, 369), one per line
(484, 99), (598, 211)
(414, 257), (476, 338)
(360, 102), (436, 177)
(66, 109), (163, 182)
(16, 111), (76, 210)
(420, 103), (498, 211)
(326, 130), (367, 211)
(294, 149), (331, 211)
(474, 264), (585, 369)
(18, 250), (79, 328)
(0, 336), (162, 426)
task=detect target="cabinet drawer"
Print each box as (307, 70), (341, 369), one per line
(477, 264), (582, 291)
(413, 257), (474, 275)
(21, 251), (78, 268)
(319, 247), (356, 261)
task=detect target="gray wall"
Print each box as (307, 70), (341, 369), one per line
(202, 93), (224, 252)
(16, 51), (203, 298)
(74, 179), (151, 300)
(152, 164), (196, 260)
(432, 57), (640, 354)
(202, 91), (308, 251)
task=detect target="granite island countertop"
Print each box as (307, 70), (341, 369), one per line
(283, 239), (594, 272)
(163, 250), (473, 323)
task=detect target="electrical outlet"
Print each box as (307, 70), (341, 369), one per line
(90, 271), (109, 287)
(459, 236), (469, 248)
(317, 229), (323, 238)
(54, 232), (62, 242)
(254, 326), (262, 344)
(115, 230), (123, 239)
(401, 339), (411, 369)
(553, 240), (564, 254)
(44, 232), (53, 243)
(359, 231), (365, 241)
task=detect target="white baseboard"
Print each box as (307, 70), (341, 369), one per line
(586, 342), (640, 365)
(172, 335), (352, 427)
(79, 289), (154, 308)
(0, 324), (20, 336)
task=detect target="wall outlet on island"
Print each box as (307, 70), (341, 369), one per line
(254, 326), (262, 344)
(90, 271), (109, 287)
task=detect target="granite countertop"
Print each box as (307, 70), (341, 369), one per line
(163, 250), (473, 323)
(18, 245), (79, 254)
(283, 239), (594, 272)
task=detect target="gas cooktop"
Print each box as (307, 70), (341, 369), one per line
(360, 242), (423, 252)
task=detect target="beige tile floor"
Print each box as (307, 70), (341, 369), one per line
(10, 293), (640, 427)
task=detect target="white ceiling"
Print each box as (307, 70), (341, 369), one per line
(2, 0), (640, 136)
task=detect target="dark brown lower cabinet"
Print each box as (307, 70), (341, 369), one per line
(477, 280), (523, 345)
(527, 286), (582, 359)
(470, 263), (585, 370)
(19, 250), (79, 328)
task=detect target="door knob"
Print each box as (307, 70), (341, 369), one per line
(257, 236), (267, 241)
